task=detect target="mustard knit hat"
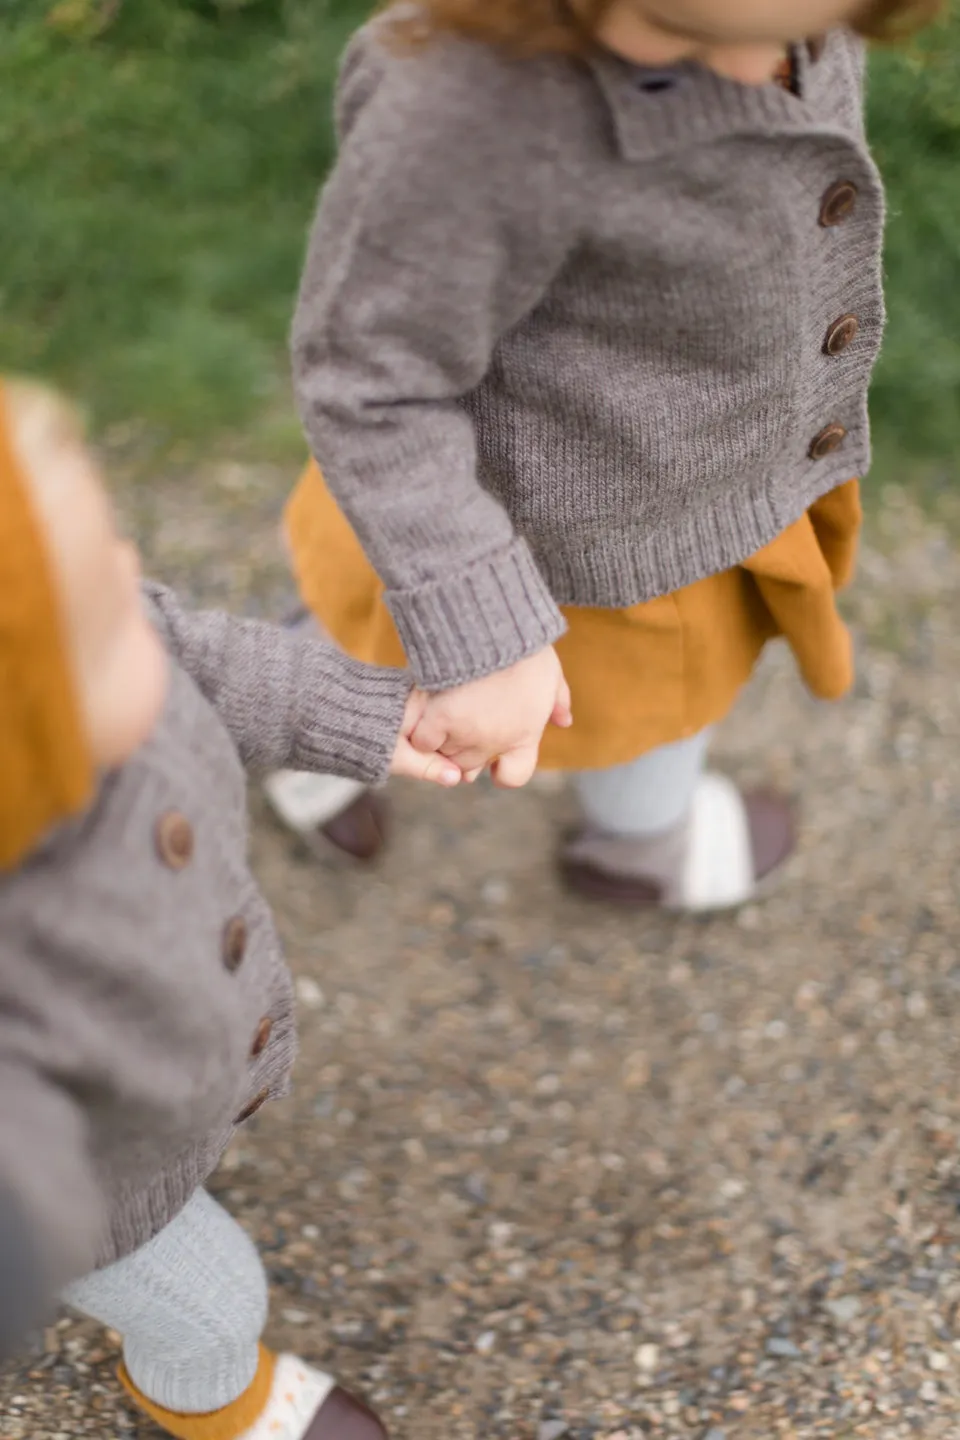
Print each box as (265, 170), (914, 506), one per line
(0, 379), (93, 867)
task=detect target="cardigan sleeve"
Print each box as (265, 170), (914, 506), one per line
(142, 582), (411, 780)
(291, 24), (578, 689)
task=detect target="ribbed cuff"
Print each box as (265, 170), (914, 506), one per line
(291, 649), (412, 785)
(385, 539), (566, 691)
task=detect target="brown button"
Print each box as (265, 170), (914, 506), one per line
(222, 916), (248, 973)
(819, 181), (858, 228)
(155, 811), (194, 870)
(250, 1017), (273, 1058)
(809, 423), (847, 460)
(824, 313), (860, 356)
(235, 1089), (269, 1124)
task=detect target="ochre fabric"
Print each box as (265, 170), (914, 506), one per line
(282, 463), (857, 777)
(0, 382), (92, 865)
(284, 461), (861, 772)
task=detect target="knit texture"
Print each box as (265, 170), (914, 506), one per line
(0, 586), (411, 1280)
(292, 25), (884, 688)
(67, 1189), (267, 1415)
(119, 1350), (276, 1440)
(0, 383), (92, 866)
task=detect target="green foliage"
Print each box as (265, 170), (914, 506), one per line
(867, 13), (960, 476)
(1, 0), (959, 475)
(0, 0), (369, 444)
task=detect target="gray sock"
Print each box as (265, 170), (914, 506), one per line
(574, 728), (712, 838)
(63, 1189), (267, 1413)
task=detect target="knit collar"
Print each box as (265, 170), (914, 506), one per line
(585, 28), (852, 162)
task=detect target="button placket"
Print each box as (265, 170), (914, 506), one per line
(251, 1017), (273, 1058)
(155, 812), (194, 870)
(819, 180), (858, 228)
(809, 424), (847, 461)
(222, 916), (248, 973)
(824, 314), (859, 356)
(235, 1089), (269, 1125)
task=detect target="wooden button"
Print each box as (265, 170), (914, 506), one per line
(251, 1017), (273, 1058)
(155, 812), (194, 870)
(809, 423), (847, 460)
(819, 181), (858, 227)
(235, 1089), (269, 1125)
(222, 916), (248, 973)
(824, 314), (859, 356)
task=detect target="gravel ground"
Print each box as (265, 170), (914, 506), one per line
(2, 466), (960, 1440)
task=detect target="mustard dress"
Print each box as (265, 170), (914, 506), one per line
(284, 461), (861, 772)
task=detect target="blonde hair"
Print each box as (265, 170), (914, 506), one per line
(2, 379), (90, 531)
(383, 0), (943, 56)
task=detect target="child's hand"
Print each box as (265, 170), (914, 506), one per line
(390, 691), (463, 787)
(409, 646), (572, 790)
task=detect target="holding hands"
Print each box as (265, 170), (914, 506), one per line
(391, 646), (572, 791)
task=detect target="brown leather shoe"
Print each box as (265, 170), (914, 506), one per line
(263, 767), (390, 864)
(742, 789), (795, 884)
(320, 792), (389, 862)
(561, 776), (795, 912)
(303, 1385), (389, 1439)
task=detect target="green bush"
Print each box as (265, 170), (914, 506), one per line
(1, 0), (959, 477)
(867, 17), (960, 480)
(0, 0), (368, 445)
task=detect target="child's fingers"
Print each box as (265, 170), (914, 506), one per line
(391, 741), (461, 787)
(490, 744), (539, 790)
(408, 710), (449, 755)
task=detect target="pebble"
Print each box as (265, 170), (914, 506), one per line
(635, 1343), (660, 1373)
(766, 1338), (803, 1360)
(294, 977), (324, 1009)
(281, 1309), (311, 1326)
(825, 1295), (862, 1326)
(475, 1331), (497, 1356)
(537, 1423), (569, 1440)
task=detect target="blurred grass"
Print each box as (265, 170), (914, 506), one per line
(0, 0), (366, 455)
(1, 0), (959, 480)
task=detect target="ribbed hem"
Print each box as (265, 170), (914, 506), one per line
(386, 538), (567, 691)
(291, 648), (411, 783)
(98, 1127), (242, 1267)
(528, 453), (866, 610)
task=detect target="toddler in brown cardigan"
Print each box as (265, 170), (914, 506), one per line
(0, 379), (462, 1439)
(271, 0), (940, 911)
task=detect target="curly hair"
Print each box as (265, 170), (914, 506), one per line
(382, 0), (942, 56)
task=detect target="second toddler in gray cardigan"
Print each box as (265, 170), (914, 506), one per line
(0, 380), (463, 1439)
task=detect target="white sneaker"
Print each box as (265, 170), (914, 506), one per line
(263, 771), (367, 834)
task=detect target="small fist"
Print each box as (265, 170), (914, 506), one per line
(409, 646), (572, 789)
(390, 690), (463, 787)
